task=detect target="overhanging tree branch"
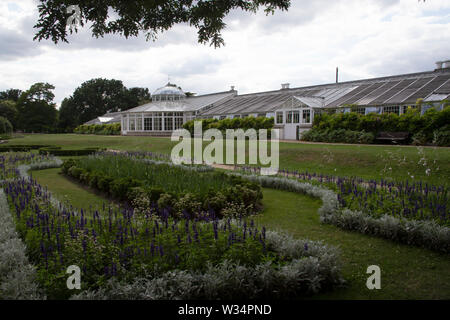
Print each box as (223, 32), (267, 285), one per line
(33, 0), (291, 47)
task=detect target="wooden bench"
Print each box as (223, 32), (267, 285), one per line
(376, 132), (409, 143)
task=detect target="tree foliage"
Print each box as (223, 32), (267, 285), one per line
(33, 0), (290, 47)
(0, 116), (13, 135)
(0, 100), (19, 129)
(127, 87), (151, 106)
(0, 89), (23, 102)
(58, 78), (149, 132)
(16, 83), (58, 133)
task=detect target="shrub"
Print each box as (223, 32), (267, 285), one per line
(302, 128), (374, 144)
(157, 193), (175, 210)
(97, 176), (113, 194)
(109, 178), (142, 200)
(0, 116), (13, 135)
(183, 117), (274, 136)
(411, 131), (428, 146)
(174, 193), (202, 218)
(67, 166), (84, 180)
(74, 123), (121, 135)
(309, 107), (449, 145)
(432, 125), (450, 147)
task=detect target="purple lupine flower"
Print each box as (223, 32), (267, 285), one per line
(213, 222), (218, 240)
(112, 263), (117, 276)
(150, 242), (155, 256)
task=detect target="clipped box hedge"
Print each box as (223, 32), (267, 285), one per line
(38, 147), (102, 156)
(0, 144), (53, 152)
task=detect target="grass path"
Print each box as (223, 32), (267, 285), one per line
(256, 188), (450, 299)
(30, 168), (450, 299)
(31, 168), (116, 212)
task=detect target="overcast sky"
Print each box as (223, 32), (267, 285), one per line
(1, 0), (450, 107)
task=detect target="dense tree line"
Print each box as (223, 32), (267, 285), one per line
(0, 79), (150, 133)
(0, 83), (57, 133)
(59, 78), (150, 132)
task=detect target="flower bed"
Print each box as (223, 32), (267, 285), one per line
(62, 153), (263, 219)
(237, 170), (450, 253)
(240, 166), (449, 227)
(2, 177), (343, 299)
(0, 152), (58, 180)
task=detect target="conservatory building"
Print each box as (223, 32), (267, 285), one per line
(115, 60), (450, 140)
(120, 83), (236, 136)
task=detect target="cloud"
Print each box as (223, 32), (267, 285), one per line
(1, 0), (449, 108)
(0, 27), (43, 60)
(160, 54), (224, 78)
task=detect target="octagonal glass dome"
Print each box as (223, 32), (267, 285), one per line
(152, 83), (186, 102)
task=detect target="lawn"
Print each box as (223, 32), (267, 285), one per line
(256, 188), (450, 299)
(9, 134), (450, 185)
(31, 167), (117, 212)
(31, 167), (450, 299)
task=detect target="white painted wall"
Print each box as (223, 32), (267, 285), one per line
(284, 124), (298, 140)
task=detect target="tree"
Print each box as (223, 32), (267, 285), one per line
(0, 117), (13, 136)
(126, 87), (151, 106)
(58, 97), (78, 132)
(0, 100), (19, 129)
(16, 83), (58, 133)
(22, 82), (56, 103)
(0, 89), (23, 102)
(59, 78), (148, 128)
(33, 0), (290, 48)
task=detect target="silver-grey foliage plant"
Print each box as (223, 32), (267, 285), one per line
(0, 190), (45, 299)
(241, 174), (450, 253)
(72, 229), (344, 300)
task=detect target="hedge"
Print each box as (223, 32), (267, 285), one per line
(0, 145), (53, 152)
(305, 107), (450, 145)
(302, 128), (375, 144)
(183, 117), (274, 136)
(74, 123), (121, 135)
(38, 147), (102, 156)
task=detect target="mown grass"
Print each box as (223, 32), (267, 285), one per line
(29, 168), (450, 299)
(256, 188), (450, 299)
(10, 134), (450, 186)
(31, 168), (116, 212)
